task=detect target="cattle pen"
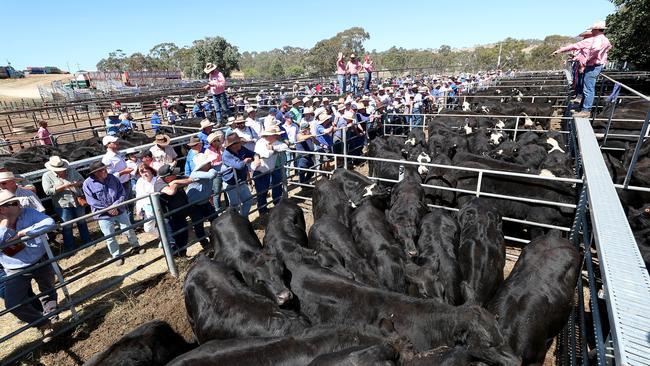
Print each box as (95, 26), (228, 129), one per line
(0, 70), (649, 365)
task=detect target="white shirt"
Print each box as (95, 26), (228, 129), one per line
(149, 145), (177, 167)
(246, 117), (262, 136)
(234, 126), (258, 151)
(102, 150), (130, 184)
(15, 187), (45, 212)
(252, 138), (288, 173)
(282, 123), (299, 144)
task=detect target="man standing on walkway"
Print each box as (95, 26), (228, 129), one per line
(346, 53), (362, 96)
(553, 20), (612, 117)
(204, 62), (230, 125)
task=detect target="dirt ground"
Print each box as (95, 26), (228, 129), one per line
(0, 75), (71, 101)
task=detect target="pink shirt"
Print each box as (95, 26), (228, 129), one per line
(558, 33), (612, 66)
(363, 61), (373, 73)
(347, 60), (362, 75)
(336, 57), (346, 75)
(36, 127), (52, 145)
(205, 146), (223, 166)
(208, 70), (226, 95)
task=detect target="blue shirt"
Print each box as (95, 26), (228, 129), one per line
(0, 208), (56, 269)
(185, 149), (198, 176)
(105, 117), (120, 135)
(186, 169), (218, 204)
(202, 101), (212, 112)
(151, 115), (161, 131)
(83, 174), (126, 219)
(222, 147), (254, 185)
(316, 125), (333, 147)
(192, 105), (205, 118)
(197, 131), (210, 152)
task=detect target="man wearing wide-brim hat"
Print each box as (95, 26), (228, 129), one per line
(0, 190), (58, 342)
(154, 164), (193, 257)
(197, 119), (214, 152)
(149, 134), (177, 168)
(552, 20), (612, 118)
(251, 125), (289, 215)
(203, 62), (231, 125)
(82, 161), (143, 265)
(186, 152), (219, 249)
(184, 136), (202, 176)
(222, 133), (255, 216)
(41, 156), (91, 251)
(101, 135), (134, 200)
(289, 98), (302, 124)
(105, 110), (121, 136)
(0, 171), (45, 212)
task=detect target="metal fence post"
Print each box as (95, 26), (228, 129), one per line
(343, 125), (348, 169)
(602, 101), (618, 146)
(622, 108), (650, 188)
(43, 242), (78, 319)
(149, 193), (178, 278)
(280, 164), (289, 199)
(513, 116), (520, 141)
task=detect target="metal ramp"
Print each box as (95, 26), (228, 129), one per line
(576, 117), (650, 366)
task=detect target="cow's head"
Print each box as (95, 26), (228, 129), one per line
(462, 101), (471, 112)
(545, 137), (566, 154)
(249, 253), (293, 305)
(480, 105), (490, 114)
(489, 131), (504, 146)
(495, 120), (505, 129)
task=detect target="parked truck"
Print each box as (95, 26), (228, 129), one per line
(0, 65), (25, 79)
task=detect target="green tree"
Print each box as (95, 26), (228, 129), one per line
(188, 36), (241, 78)
(607, 0), (650, 69)
(96, 49), (128, 71)
(286, 65), (305, 77)
(148, 42), (180, 69)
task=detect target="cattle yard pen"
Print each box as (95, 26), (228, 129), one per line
(0, 71), (649, 365)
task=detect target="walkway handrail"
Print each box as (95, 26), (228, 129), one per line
(601, 73), (650, 102)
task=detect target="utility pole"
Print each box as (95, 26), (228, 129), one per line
(497, 43), (503, 69)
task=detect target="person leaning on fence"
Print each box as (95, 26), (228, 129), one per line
(289, 98), (303, 124)
(150, 134), (177, 168)
(41, 156), (91, 252)
(184, 136), (202, 176)
(552, 20), (611, 117)
(204, 62), (230, 125)
(233, 110), (259, 151)
(192, 100), (206, 119)
(150, 111), (162, 134)
(204, 131), (225, 212)
(295, 122), (317, 185)
(0, 171), (46, 213)
(222, 133), (255, 217)
(83, 161), (144, 266)
(197, 119), (214, 152)
(315, 112), (336, 170)
(154, 164), (193, 257)
(105, 111), (121, 136)
(101, 135), (134, 195)
(282, 110), (300, 145)
(186, 153), (220, 249)
(0, 191), (58, 342)
(251, 125), (289, 215)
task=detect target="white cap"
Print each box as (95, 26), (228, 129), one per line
(102, 135), (118, 146)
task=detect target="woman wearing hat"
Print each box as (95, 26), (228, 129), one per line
(41, 157), (91, 252)
(184, 136), (203, 176)
(0, 190), (58, 341)
(204, 131), (225, 211)
(203, 62), (230, 124)
(222, 133), (255, 217)
(82, 161), (143, 265)
(0, 171), (45, 213)
(149, 134), (177, 168)
(252, 125), (289, 215)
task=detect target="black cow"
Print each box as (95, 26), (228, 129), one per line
(307, 344), (398, 366)
(83, 321), (194, 366)
(166, 326), (387, 366)
(332, 168), (390, 208)
(486, 236), (580, 365)
(308, 216), (379, 286)
(387, 168), (428, 257)
(312, 178), (351, 227)
(183, 255), (309, 343)
(514, 143), (548, 170)
(539, 150), (574, 177)
(408, 209), (462, 305)
(458, 198), (506, 306)
(403, 346), (483, 366)
(287, 261), (519, 365)
(210, 208), (291, 305)
(351, 200), (407, 292)
(423, 154), (456, 207)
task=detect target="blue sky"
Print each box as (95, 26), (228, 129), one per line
(1, 0), (616, 71)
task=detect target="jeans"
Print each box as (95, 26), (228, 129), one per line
(296, 155), (314, 184)
(224, 181), (253, 217)
(167, 214), (188, 256)
(581, 65), (603, 112)
(350, 74), (359, 96)
(97, 212), (140, 258)
(212, 171), (223, 212)
(363, 73), (371, 94)
(189, 202), (213, 248)
(411, 107), (423, 127)
(253, 169), (284, 214)
(337, 74), (346, 95)
(55, 206), (91, 252)
(4, 258), (57, 325)
(212, 92), (230, 124)
(575, 71), (584, 97)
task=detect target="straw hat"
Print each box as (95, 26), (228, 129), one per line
(337, 104), (346, 111)
(187, 136), (201, 147)
(0, 190), (20, 207)
(154, 134), (171, 146)
(342, 111), (355, 121)
(227, 116), (245, 126)
(204, 62), (218, 74)
(261, 125), (283, 137)
(578, 29), (592, 37)
(291, 97), (301, 105)
(200, 119), (214, 129)
(590, 20), (606, 30)
(0, 171), (23, 183)
(302, 96), (311, 104)
(192, 153), (212, 172)
(87, 161), (107, 175)
(44, 156), (70, 172)
(317, 113), (332, 124)
(102, 135), (118, 146)
(322, 97), (329, 103)
(302, 107), (314, 115)
(312, 97), (320, 103)
(207, 131), (224, 144)
(245, 106), (256, 114)
(223, 133), (241, 148)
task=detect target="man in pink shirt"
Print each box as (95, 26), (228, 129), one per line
(346, 54), (362, 96)
(336, 52), (347, 96)
(35, 121), (52, 146)
(362, 55), (374, 94)
(553, 21), (612, 117)
(203, 62), (230, 125)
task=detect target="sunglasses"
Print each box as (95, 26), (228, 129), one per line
(1, 201), (19, 208)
